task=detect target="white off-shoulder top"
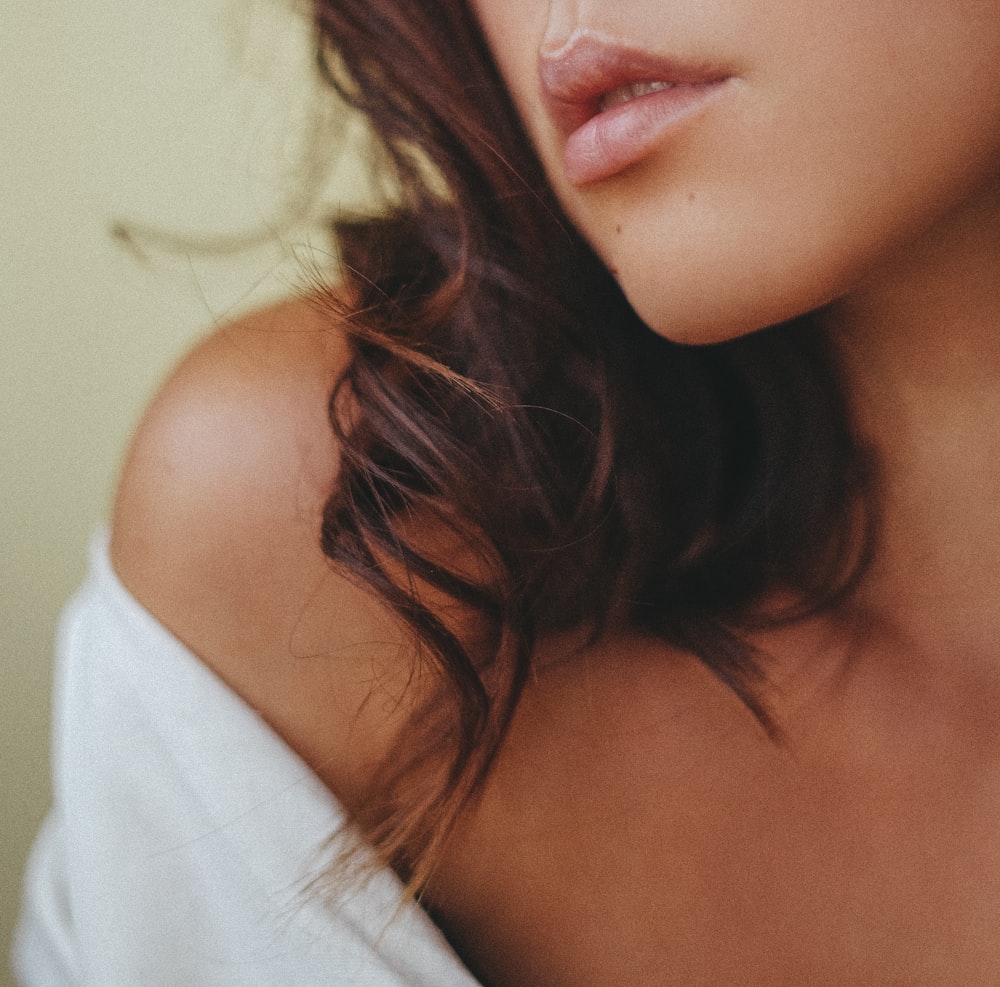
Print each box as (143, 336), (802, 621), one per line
(13, 531), (482, 986)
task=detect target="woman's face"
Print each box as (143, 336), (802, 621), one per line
(470, 0), (1000, 342)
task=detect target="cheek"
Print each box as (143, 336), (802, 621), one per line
(470, 0), (543, 105)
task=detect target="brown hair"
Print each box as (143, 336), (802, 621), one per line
(311, 0), (873, 890)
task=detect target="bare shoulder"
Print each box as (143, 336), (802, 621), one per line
(111, 295), (408, 799)
(112, 295), (344, 649)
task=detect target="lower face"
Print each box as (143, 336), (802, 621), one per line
(471, 0), (1000, 343)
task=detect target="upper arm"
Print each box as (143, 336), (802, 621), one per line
(110, 296), (414, 804)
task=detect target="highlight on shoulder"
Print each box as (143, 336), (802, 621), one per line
(110, 293), (415, 803)
(111, 294), (346, 627)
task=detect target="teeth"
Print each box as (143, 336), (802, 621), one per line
(598, 80), (674, 112)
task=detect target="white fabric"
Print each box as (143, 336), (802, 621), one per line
(13, 530), (482, 986)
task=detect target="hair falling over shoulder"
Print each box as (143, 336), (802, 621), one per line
(310, 0), (875, 892)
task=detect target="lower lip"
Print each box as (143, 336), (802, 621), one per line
(563, 80), (730, 186)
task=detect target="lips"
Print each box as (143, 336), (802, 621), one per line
(538, 33), (733, 186)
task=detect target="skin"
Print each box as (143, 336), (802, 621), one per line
(112, 0), (1000, 983)
(473, 0), (1000, 342)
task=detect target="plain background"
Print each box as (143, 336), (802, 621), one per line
(2, 0), (372, 978)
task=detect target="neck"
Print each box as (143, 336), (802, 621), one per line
(822, 191), (1000, 670)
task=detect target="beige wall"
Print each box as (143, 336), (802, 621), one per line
(2, 0), (370, 978)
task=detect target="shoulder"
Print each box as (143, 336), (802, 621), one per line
(111, 295), (344, 652)
(110, 295), (410, 801)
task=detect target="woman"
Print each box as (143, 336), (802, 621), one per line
(15, 0), (1000, 983)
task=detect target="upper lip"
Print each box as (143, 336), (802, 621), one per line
(538, 32), (732, 135)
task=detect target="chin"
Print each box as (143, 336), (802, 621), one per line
(613, 244), (856, 347)
(622, 288), (808, 348)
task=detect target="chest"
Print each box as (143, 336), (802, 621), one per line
(420, 654), (1000, 986)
